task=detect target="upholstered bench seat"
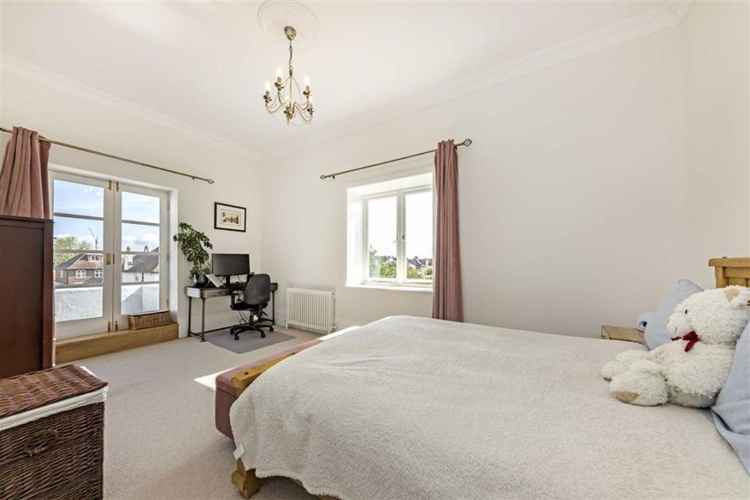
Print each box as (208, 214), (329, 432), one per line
(214, 339), (322, 439)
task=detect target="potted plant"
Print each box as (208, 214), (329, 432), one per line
(173, 222), (213, 287)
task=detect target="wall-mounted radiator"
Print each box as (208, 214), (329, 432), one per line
(286, 288), (335, 334)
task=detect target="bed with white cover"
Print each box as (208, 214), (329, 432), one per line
(230, 316), (749, 499)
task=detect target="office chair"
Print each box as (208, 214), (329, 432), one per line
(229, 273), (274, 340)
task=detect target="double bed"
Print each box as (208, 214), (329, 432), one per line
(221, 258), (750, 499)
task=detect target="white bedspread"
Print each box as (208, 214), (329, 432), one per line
(230, 316), (749, 500)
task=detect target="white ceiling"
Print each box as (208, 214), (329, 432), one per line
(2, 1), (675, 155)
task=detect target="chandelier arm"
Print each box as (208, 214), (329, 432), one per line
(295, 102), (313, 122)
(266, 94), (284, 112)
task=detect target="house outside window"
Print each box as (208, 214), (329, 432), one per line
(347, 172), (433, 290)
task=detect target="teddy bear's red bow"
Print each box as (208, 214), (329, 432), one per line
(671, 331), (700, 352)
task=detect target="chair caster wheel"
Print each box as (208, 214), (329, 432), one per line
(269, 327), (274, 332)
(261, 332), (266, 338)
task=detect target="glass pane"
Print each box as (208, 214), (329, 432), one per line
(405, 191), (433, 281)
(121, 252), (160, 283)
(122, 191), (159, 224)
(54, 216), (104, 251)
(53, 179), (103, 217)
(55, 287), (103, 322)
(122, 284), (160, 315)
(54, 249), (104, 322)
(122, 222), (159, 252)
(367, 196), (397, 279)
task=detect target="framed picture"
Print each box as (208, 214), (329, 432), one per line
(214, 202), (246, 232)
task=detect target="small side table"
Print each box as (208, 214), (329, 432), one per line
(600, 325), (645, 345)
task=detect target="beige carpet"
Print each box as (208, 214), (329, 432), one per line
(78, 327), (319, 500)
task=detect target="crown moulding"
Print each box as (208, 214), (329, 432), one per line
(257, 2), (693, 159)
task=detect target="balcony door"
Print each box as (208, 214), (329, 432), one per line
(115, 185), (169, 330)
(51, 171), (169, 339)
(51, 172), (112, 338)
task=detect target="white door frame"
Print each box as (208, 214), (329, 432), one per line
(50, 170), (170, 338)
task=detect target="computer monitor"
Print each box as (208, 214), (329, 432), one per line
(211, 253), (250, 286)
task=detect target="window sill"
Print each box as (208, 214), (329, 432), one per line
(346, 283), (433, 294)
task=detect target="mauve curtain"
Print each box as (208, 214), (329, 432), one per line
(0, 127), (51, 219)
(432, 139), (463, 321)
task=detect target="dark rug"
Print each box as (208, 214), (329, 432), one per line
(205, 328), (293, 354)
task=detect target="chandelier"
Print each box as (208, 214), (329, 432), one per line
(263, 25), (313, 124)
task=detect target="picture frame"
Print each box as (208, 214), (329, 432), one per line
(214, 202), (246, 232)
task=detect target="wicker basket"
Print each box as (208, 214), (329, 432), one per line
(0, 365), (107, 500)
(127, 310), (172, 330)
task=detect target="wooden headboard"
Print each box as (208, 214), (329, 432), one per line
(709, 258), (750, 287)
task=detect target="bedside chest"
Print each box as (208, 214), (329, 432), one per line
(0, 365), (108, 499)
(600, 325), (645, 345)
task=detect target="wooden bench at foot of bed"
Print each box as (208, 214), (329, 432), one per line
(217, 338), (337, 499)
(227, 350), (341, 500)
(215, 339), (322, 439)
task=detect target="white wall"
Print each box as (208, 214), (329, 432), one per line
(261, 11), (749, 337)
(0, 63), (263, 337)
(683, 1), (749, 263)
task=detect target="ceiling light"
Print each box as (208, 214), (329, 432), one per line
(263, 25), (313, 124)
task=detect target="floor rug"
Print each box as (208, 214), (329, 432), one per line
(205, 328), (293, 354)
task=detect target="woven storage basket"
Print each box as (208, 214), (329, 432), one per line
(0, 365), (107, 500)
(127, 310), (171, 330)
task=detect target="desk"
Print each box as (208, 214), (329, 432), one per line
(185, 283), (277, 342)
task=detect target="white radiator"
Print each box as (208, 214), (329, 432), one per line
(286, 288), (335, 333)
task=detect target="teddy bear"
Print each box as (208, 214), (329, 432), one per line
(601, 286), (750, 407)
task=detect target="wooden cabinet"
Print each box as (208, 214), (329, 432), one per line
(0, 215), (54, 378)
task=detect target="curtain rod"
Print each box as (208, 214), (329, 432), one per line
(319, 138), (473, 180)
(0, 126), (215, 184)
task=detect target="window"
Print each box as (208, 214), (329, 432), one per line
(51, 171), (169, 338)
(347, 173), (433, 289)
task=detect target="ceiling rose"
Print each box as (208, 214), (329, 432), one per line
(257, 0), (319, 49)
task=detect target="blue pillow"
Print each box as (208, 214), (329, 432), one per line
(712, 322), (750, 474)
(644, 279), (703, 349)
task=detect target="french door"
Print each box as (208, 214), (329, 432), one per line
(51, 171), (169, 339)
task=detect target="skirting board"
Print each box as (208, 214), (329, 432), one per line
(55, 323), (179, 363)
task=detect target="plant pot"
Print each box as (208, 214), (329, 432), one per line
(192, 274), (209, 288)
